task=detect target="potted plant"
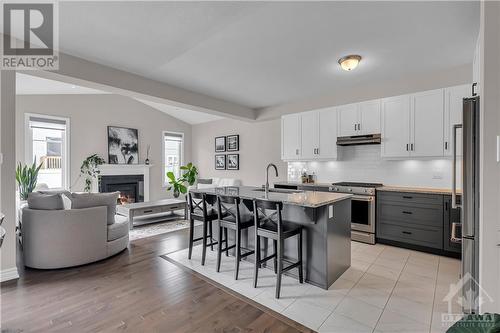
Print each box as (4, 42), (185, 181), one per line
(166, 163), (198, 198)
(15, 160), (43, 200)
(80, 154), (106, 192)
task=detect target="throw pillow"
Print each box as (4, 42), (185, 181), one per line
(39, 190), (72, 209)
(70, 192), (119, 225)
(27, 192), (65, 210)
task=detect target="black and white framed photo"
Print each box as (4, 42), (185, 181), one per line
(107, 126), (139, 164)
(226, 135), (239, 151)
(227, 154), (239, 170)
(215, 136), (226, 152)
(215, 154), (226, 170)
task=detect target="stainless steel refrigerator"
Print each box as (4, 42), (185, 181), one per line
(451, 95), (480, 314)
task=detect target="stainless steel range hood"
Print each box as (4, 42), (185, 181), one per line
(336, 133), (381, 146)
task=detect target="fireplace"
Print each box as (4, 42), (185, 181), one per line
(99, 175), (144, 204)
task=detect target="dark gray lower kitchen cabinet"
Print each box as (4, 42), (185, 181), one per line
(376, 191), (460, 258)
(377, 191), (444, 250)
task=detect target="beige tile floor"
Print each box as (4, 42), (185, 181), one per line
(166, 241), (462, 333)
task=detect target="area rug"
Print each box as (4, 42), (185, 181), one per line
(129, 220), (202, 241)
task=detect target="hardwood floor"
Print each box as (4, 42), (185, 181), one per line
(1, 227), (308, 333)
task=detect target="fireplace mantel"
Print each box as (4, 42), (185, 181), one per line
(92, 164), (152, 201)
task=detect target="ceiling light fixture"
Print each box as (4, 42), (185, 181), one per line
(338, 55), (362, 71)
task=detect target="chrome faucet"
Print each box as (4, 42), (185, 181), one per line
(265, 163), (279, 194)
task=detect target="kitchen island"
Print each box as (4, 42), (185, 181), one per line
(189, 186), (352, 289)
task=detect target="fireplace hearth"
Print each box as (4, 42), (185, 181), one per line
(99, 175), (144, 204)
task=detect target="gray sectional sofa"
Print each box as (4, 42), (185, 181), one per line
(22, 191), (129, 269)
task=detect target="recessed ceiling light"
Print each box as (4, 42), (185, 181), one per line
(338, 55), (362, 71)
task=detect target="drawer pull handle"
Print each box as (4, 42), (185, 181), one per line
(402, 211), (413, 215)
(143, 210), (153, 213)
(170, 206), (179, 209)
(402, 231), (412, 235)
(402, 196), (413, 199)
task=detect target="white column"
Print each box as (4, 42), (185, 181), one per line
(479, 0), (500, 313)
(0, 69), (19, 281)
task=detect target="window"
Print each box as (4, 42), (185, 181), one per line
(25, 114), (69, 189)
(163, 131), (183, 186)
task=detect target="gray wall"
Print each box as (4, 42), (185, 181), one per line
(16, 94), (192, 201)
(192, 118), (287, 186)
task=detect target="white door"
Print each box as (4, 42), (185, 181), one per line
(300, 111), (319, 160)
(281, 114), (301, 160)
(337, 103), (359, 137)
(381, 95), (411, 158)
(444, 84), (470, 157)
(318, 107), (338, 160)
(358, 99), (381, 135)
(411, 89), (445, 157)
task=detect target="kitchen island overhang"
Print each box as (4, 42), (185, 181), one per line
(188, 186), (352, 289)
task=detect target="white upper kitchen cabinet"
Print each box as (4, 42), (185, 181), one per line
(411, 89), (445, 158)
(444, 84), (470, 157)
(318, 107), (338, 160)
(358, 100), (381, 135)
(337, 103), (358, 137)
(300, 111), (319, 160)
(281, 114), (301, 160)
(381, 95), (411, 159)
(338, 100), (381, 137)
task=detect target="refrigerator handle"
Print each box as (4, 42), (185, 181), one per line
(452, 124), (462, 209)
(451, 222), (462, 243)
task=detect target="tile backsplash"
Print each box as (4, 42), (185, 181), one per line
(288, 145), (461, 189)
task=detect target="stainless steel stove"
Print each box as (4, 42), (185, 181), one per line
(328, 182), (383, 244)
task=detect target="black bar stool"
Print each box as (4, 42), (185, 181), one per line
(187, 191), (218, 265)
(252, 199), (303, 299)
(216, 195), (255, 280)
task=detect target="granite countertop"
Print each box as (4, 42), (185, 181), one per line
(274, 181), (332, 188)
(190, 186), (352, 208)
(377, 186), (461, 195)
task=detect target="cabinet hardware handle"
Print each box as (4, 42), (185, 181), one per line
(358, 123), (361, 131)
(402, 231), (412, 235)
(296, 149), (299, 155)
(402, 211), (413, 215)
(402, 195), (413, 199)
(411, 143), (414, 151)
(143, 210), (153, 213)
(445, 142), (448, 150)
(406, 144), (409, 151)
(472, 82), (478, 97)
(317, 148), (319, 154)
(354, 124), (356, 131)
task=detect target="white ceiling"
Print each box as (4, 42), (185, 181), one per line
(16, 73), (108, 95)
(54, 1), (480, 109)
(15, 73), (220, 125)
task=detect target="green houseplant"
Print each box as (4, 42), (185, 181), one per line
(80, 154), (106, 192)
(166, 163), (198, 198)
(15, 160), (43, 200)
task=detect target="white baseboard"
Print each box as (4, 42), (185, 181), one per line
(0, 267), (19, 282)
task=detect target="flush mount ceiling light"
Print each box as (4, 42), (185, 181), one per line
(338, 55), (362, 71)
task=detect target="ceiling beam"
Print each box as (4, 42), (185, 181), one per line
(19, 50), (256, 121)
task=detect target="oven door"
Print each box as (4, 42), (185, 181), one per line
(350, 195), (375, 233)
